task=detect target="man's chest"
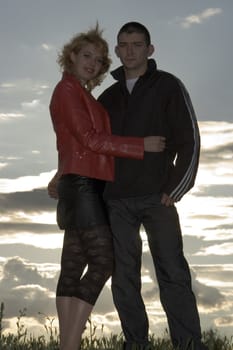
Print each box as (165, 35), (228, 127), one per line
(108, 89), (168, 136)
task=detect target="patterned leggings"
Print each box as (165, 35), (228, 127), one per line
(56, 224), (114, 305)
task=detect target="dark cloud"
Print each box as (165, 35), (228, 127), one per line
(0, 255), (114, 323)
(0, 189), (56, 212)
(206, 223), (233, 231)
(0, 222), (59, 235)
(190, 254), (233, 265)
(215, 316), (233, 326)
(183, 235), (208, 255)
(0, 256), (59, 319)
(200, 141), (233, 164)
(94, 286), (115, 314)
(0, 243), (61, 263)
(140, 249), (227, 309)
(191, 269), (225, 308)
(193, 265), (233, 284)
(190, 214), (225, 221)
(194, 184), (233, 198)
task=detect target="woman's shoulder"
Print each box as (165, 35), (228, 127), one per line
(53, 73), (83, 98)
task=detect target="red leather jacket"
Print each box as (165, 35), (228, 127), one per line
(50, 73), (144, 181)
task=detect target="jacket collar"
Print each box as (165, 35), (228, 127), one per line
(111, 58), (157, 82)
(62, 71), (78, 82)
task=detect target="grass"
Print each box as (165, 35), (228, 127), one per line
(0, 302), (232, 349)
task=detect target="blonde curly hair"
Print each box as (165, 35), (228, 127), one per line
(57, 24), (111, 91)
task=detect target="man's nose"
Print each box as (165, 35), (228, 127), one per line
(127, 44), (133, 55)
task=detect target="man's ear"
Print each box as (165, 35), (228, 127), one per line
(115, 46), (120, 57)
(148, 44), (155, 57)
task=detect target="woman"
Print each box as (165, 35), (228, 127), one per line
(48, 25), (165, 350)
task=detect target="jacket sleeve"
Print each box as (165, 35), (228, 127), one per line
(163, 79), (200, 201)
(51, 80), (144, 160)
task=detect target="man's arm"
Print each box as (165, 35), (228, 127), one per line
(162, 78), (200, 204)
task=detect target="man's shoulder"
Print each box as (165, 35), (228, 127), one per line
(156, 69), (181, 84)
(154, 69), (186, 93)
(98, 82), (120, 102)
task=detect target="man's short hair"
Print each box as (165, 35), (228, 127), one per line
(117, 22), (151, 46)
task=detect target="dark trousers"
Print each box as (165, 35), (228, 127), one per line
(106, 194), (207, 350)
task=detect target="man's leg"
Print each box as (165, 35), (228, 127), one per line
(107, 199), (150, 350)
(142, 194), (207, 350)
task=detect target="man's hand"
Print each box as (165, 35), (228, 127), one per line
(144, 136), (166, 152)
(161, 193), (174, 207)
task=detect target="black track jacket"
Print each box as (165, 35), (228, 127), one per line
(98, 59), (200, 202)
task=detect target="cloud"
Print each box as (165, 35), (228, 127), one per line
(196, 242), (233, 256)
(0, 188), (59, 241)
(0, 189), (53, 211)
(21, 99), (41, 109)
(200, 142), (233, 164)
(0, 222), (58, 235)
(180, 8), (222, 28)
(0, 83), (16, 88)
(41, 43), (54, 51)
(139, 246), (226, 310)
(0, 162), (8, 170)
(0, 243), (61, 264)
(0, 171), (56, 193)
(190, 269), (226, 310)
(0, 256), (114, 336)
(0, 256), (58, 318)
(0, 78), (50, 97)
(215, 316), (233, 327)
(194, 264), (233, 284)
(0, 113), (25, 122)
(195, 184), (233, 198)
(195, 121), (233, 186)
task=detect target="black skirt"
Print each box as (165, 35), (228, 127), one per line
(57, 174), (108, 230)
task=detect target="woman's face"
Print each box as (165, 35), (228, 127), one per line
(70, 43), (104, 85)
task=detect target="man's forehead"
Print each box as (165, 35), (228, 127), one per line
(118, 32), (146, 43)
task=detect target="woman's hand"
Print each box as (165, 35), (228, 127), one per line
(47, 173), (59, 199)
(144, 136), (166, 152)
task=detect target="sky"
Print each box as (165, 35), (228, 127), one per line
(0, 0), (232, 340)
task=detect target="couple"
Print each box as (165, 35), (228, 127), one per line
(48, 22), (207, 350)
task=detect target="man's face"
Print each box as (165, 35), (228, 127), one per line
(115, 32), (154, 76)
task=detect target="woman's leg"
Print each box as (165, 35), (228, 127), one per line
(56, 296), (93, 350)
(56, 296), (71, 349)
(56, 229), (88, 350)
(74, 225), (114, 305)
(56, 226), (113, 350)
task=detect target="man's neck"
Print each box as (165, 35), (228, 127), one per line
(124, 65), (147, 80)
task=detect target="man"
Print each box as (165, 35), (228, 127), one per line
(98, 22), (207, 350)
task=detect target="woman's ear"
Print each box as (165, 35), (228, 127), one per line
(70, 51), (76, 63)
